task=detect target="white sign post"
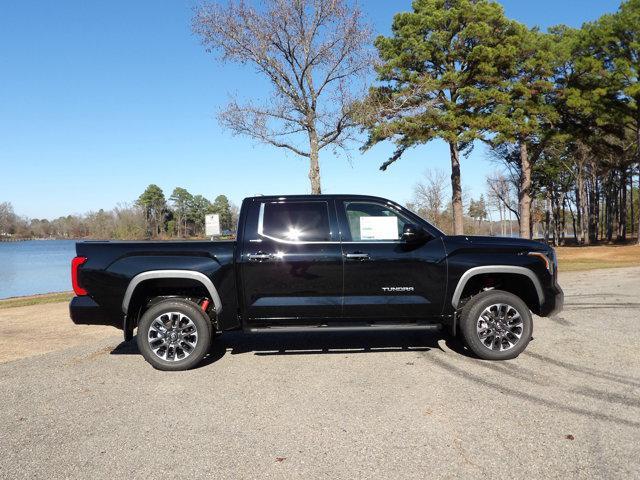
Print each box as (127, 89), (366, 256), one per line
(205, 214), (220, 239)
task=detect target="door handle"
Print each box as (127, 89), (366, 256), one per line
(247, 253), (273, 261)
(345, 253), (370, 261)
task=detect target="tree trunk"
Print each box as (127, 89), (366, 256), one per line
(637, 164), (640, 244)
(308, 127), (321, 194)
(568, 199), (577, 243)
(612, 174), (619, 242)
(508, 208), (513, 237)
(619, 168), (627, 241)
(518, 141), (532, 239)
(636, 163), (640, 243)
(574, 188), (581, 243)
(588, 166), (598, 243)
(630, 166), (634, 238)
(560, 193), (567, 246)
(487, 210), (493, 236)
(449, 142), (464, 235)
(577, 166), (589, 245)
(605, 174), (616, 243)
(544, 191), (551, 244)
(637, 124), (640, 245)
(595, 176), (600, 242)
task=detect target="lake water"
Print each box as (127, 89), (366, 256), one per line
(0, 240), (77, 299)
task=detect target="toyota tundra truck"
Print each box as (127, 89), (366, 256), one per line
(69, 194), (563, 370)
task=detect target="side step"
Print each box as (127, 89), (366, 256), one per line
(246, 324), (442, 334)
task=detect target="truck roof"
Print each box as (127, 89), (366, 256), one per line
(244, 194), (399, 203)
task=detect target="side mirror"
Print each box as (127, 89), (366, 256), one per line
(401, 224), (430, 243)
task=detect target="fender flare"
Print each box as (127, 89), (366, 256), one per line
(121, 270), (223, 315)
(451, 265), (544, 309)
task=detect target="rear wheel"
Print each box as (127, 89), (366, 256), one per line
(136, 298), (212, 371)
(459, 290), (532, 360)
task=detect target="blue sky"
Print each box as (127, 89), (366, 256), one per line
(0, 0), (622, 219)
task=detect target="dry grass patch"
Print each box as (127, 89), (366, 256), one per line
(557, 243), (640, 271)
(0, 292), (74, 309)
(0, 301), (117, 363)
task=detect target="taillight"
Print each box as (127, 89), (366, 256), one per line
(71, 256), (88, 296)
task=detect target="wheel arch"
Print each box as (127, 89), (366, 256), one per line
(122, 270), (222, 339)
(451, 266), (544, 311)
(123, 270), (222, 314)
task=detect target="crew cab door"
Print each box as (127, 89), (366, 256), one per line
(239, 198), (342, 324)
(337, 200), (447, 320)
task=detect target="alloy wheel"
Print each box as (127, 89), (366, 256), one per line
(147, 312), (199, 362)
(476, 303), (524, 352)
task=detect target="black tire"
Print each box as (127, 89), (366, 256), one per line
(136, 298), (212, 371)
(459, 289), (532, 360)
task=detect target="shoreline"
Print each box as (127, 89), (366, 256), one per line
(0, 292), (74, 309)
(0, 237), (75, 242)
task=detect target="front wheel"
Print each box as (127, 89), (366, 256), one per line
(136, 298), (212, 371)
(459, 290), (532, 360)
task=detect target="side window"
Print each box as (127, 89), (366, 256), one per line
(260, 202), (331, 242)
(345, 202), (409, 241)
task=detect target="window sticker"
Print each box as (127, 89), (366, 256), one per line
(359, 216), (398, 240)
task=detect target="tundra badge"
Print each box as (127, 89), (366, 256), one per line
(381, 286), (415, 292)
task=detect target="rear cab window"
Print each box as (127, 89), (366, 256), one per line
(258, 201), (331, 242)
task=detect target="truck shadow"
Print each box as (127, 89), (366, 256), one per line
(110, 330), (456, 368)
(109, 333), (640, 429)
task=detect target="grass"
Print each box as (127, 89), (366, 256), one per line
(0, 292), (74, 309)
(556, 243), (640, 272)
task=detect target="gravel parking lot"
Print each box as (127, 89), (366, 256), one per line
(1, 267), (639, 479)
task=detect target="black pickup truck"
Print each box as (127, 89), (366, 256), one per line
(70, 194), (563, 370)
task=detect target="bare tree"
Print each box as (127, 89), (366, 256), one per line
(487, 175), (519, 219)
(487, 173), (519, 236)
(193, 0), (373, 194)
(412, 169), (448, 226)
(0, 202), (15, 235)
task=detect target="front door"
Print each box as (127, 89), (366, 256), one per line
(240, 198), (343, 325)
(337, 200), (447, 320)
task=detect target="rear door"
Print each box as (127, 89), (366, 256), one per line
(239, 198), (343, 324)
(337, 200), (447, 320)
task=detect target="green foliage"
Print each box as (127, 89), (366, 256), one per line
(189, 195), (213, 235)
(362, 0), (519, 164)
(169, 187), (194, 237)
(359, 0), (525, 234)
(468, 196), (488, 222)
(492, 26), (559, 144)
(136, 184), (167, 237)
(137, 184), (166, 213)
(597, 0), (640, 125)
(210, 194), (233, 231)
(166, 220), (177, 237)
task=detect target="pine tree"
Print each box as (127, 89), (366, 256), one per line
(136, 184), (166, 238)
(360, 0), (519, 234)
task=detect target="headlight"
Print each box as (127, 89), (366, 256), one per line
(528, 251), (554, 275)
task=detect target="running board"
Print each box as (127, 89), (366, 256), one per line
(246, 324), (442, 333)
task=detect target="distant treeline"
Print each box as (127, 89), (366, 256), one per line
(0, 185), (238, 240)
